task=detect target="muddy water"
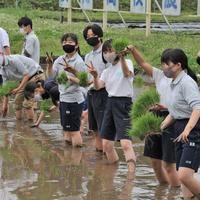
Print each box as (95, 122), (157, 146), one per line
(0, 91), (198, 200)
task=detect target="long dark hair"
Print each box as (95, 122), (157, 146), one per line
(61, 33), (81, 55)
(161, 48), (198, 83)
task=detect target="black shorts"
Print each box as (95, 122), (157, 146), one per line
(100, 97), (132, 141)
(0, 75), (3, 85)
(59, 102), (83, 132)
(174, 119), (200, 172)
(144, 110), (176, 163)
(87, 88), (108, 132)
(143, 124), (176, 163)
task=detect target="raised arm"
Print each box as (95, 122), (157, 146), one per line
(120, 56), (133, 78)
(45, 52), (54, 78)
(127, 45), (153, 77)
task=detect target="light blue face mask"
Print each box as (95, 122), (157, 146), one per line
(34, 94), (42, 101)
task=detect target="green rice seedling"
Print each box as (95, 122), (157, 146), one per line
(113, 38), (129, 53)
(77, 71), (88, 87)
(133, 75), (144, 88)
(40, 99), (52, 113)
(128, 112), (163, 140)
(0, 81), (19, 97)
(56, 71), (69, 88)
(130, 88), (160, 119)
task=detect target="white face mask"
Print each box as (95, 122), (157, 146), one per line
(19, 28), (26, 35)
(103, 52), (117, 64)
(34, 94), (42, 101)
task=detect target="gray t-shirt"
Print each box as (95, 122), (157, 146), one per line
(152, 67), (172, 107)
(167, 71), (200, 119)
(100, 59), (134, 98)
(1, 54), (41, 82)
(22, 31), (40, 64)
(53, 52), (87, 103)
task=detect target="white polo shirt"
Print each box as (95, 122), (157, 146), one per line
(100, 59), (134, 98)
(22, 31), (40, 64)
(53, 52), (87, 104)
(0, 27), (10, 53)
(85, 44), (110, 78)
(167, 71), (200, 119)
(0, 28), (10, 75)
(152, 67), (172, 107)
(1, 54), (41, 82)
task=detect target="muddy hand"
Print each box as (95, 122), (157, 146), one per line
(30, 124), (39, 128)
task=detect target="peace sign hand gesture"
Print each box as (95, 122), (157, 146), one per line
(87, 62), (98, 78)
(46, 52), (54, 64)
(60, 58), (77, 75)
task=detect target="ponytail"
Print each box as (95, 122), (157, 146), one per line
(161, 48), (198, 83)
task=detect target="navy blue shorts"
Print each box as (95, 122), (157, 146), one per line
(100, 97), (132, 141)
(59, 102), (83, 132)
(174, 119), (200, 172)
(82, 99), (88, 111)
(87, 88), (108, 132)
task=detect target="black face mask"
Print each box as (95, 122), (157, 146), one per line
(86, 36), (100, 46)
(197, 56), (200, 65)
(63, 44), (76, 53)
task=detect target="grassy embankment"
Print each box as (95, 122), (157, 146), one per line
(1, 8), (200, 74)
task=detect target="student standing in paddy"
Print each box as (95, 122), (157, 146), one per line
(47, 33), (87, 147)
(159, 49), (200, 199)
(128, 46), (180, 187)
(88, 40), (136, 172)
(18, 16), (40, 64)
(83, 24), (109, 152)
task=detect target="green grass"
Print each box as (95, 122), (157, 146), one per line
(40, 99), (52, 112)
(0, 81), (19, 97)
(133, 75), (144, 88)
(1, 7), (200, 75)
(130, 88), (160, 119)
(128, 112), (163, 140)
(129, 88), (163, 140)
(113, 38), (129, 52)
(56, 71), (69, 88)
(77, 71), (88, 87)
